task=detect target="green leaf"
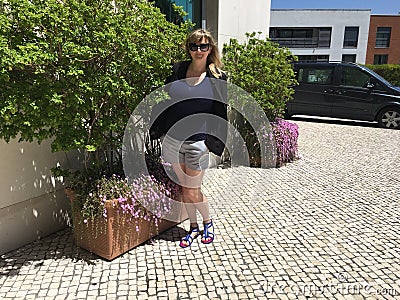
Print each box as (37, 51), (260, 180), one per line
(222, 32), (297, 120)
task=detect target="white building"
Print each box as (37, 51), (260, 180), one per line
(212, 0), (271, 47)
(270, 9), (371, 64)
(156, 0), (271, 51)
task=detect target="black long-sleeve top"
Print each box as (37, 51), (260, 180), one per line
(150, 60), (228, 156)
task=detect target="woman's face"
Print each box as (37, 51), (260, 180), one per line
(188, 37), (211, 63)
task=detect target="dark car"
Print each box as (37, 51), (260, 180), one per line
(286, 62), (400, 129)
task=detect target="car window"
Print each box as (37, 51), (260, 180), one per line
(370, 78), (387, 92)
(361, 66), (393, 87)
(341, 67), (371, 88)
(298, 67), (334, 85)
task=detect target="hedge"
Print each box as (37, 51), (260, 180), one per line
(365, 64), (400, 87)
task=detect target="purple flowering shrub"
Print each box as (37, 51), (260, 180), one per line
(81, 174), (172, 225)
(271, 118), (299, 167)
(71, 152), (181, 227)
(233, 116), (299, 168)
(145, 151), (181, 200)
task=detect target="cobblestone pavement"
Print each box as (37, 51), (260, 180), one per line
(1, 119), (400, 300)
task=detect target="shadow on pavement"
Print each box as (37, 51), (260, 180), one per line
(0, 224), (188, 277)
(154, 226), (187, 243)
(0, 228), (100, 277)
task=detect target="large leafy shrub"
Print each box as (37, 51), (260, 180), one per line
(0, 0), (190, 176)
(222, 32), (297, 120)
(365, 64), (400, 87)
(222, 33), (299, 167)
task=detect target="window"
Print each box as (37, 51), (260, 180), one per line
(318, 28), (332, 48)
(373, 54), (388, 65)
(375, 27), (391, 48)
(369, 78), (386, 91)
(269, 27), (331, 48)
(343, 27), (359, 48)
(341, 67), (371, 88)
(298, 67), (334, 85)
(292, 29), (313, 39)
(152, 0), (201, 25)
(297, 55), (329, 62)
(342, 54), (356, 63)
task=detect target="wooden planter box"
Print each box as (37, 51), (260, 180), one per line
(65, 189), (187, 260)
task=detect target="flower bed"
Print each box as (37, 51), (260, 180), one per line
(66, 153), (187, 260)
(66, 189), (187, 261)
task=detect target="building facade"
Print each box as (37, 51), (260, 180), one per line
(154, 0), (271, 50)
(217, 0), (270, 47)
(270, 9), (371, 64)
(366, 15), (400, 65)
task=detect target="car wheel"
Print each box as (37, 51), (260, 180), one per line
(377, 107), (400, 129)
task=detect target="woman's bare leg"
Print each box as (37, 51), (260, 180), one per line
(172, 163), (196, 226)
(172, 164), (213, 244)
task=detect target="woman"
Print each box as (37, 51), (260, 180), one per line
(161, 29), (227, 248)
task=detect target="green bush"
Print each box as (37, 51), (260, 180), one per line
(365, 64), (400, 86)
(222, 33), (299, 167)
(222, 32), (297, 121)
(0, 0), (190, 174)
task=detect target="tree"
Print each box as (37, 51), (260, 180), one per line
(0, 0), (190, 173)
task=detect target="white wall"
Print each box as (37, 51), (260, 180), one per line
(0, 138), (77, 254)
(270, 9), (371, 64)
(218, 0), (271, 49)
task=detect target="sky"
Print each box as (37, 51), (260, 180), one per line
(271, 0), (400, 15)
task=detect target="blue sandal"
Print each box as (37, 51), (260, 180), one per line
(180, 226), (200, 248)
(201, 220), (214, 244)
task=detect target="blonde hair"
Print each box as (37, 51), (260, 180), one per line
(185, 29), (223, 76)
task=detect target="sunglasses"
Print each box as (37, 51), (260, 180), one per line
(188, 43), (210, 52)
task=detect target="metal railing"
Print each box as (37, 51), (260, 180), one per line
(270, 37), (330, 48)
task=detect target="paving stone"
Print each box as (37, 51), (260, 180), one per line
(1, 120), (399, 299)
